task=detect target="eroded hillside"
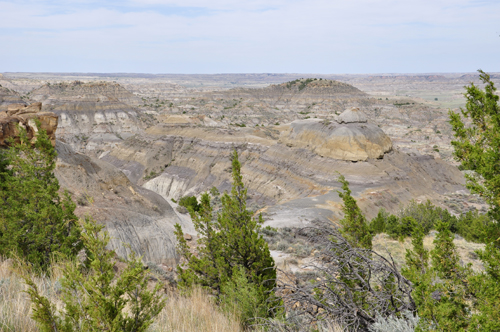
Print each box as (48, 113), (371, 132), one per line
(0, 72), (490, 265)
(26, 81), (146, 154)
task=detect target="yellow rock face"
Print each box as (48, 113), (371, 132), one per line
(280, 119), (393, 161)
(0, 102), (58, 147)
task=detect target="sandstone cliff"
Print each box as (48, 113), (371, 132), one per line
(0, 102), (58, 147)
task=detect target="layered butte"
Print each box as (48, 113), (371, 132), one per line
(279, 108), (392, 161)
(28, 81), (144, 154)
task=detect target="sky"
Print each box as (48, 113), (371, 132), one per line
(0, 0), (499, 74)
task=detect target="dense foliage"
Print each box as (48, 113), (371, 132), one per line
(449, 70), (500, 227)
(0, 124), (82, 272)
(174, 150), (277, 326)
(178, 195), (201, 212)
(447, 70), (500, 331)
(337, 174), (372, 249)
(369, 199), (494, 244)
(402, 220), (473, 331)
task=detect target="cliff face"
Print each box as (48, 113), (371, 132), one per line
(0, 102), (58, 147)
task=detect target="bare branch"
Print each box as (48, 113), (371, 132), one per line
(274, 226), (416, 331)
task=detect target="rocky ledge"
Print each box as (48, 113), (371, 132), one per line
(0, 102), (58, 147)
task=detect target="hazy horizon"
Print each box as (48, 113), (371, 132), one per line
(3, 71), (499, 76)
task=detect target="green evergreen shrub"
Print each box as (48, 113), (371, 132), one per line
(337, 174), (372, 249)
(449, 70), (500, 228)
(398, 200), (456, 234)
(0, 149), (9, 187)
(403, 220), (472, 331)
(455, 210), (498, 244)
(175, 150), (278, 324)
(469, 242), (500, 331)
(0, 124), (82, 272)
(178, 195), (201, 212)
(431, 220), (461, 279)
(438, 70), (500, 331)
(220, 266), (269, 327)
(370, 208), (388, 234)
(399, 216), (417, 239)
(386, 215), (400, 240)
(24, 217), (166, 332)
(403, 223), (428, 275)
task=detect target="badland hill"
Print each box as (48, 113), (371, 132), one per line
(1, 71), (495, 265)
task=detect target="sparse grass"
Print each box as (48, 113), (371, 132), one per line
(149, 287), (242, 332)
(152, 286), (344, 332)
(0, 258), (243, 332)
(263, 227), (321, 259)
(0, 270), (39, 331)
(0, 257), (65, 332)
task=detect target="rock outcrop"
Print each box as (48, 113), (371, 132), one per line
(280, 108), (392, 161)
(336, 107), (367, 124)
(30, 81), (140, 105)
(0, 102), (58, 147)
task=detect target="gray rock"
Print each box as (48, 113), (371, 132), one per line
(54, 141), (193, 265)
(336, 107), (368, 124)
